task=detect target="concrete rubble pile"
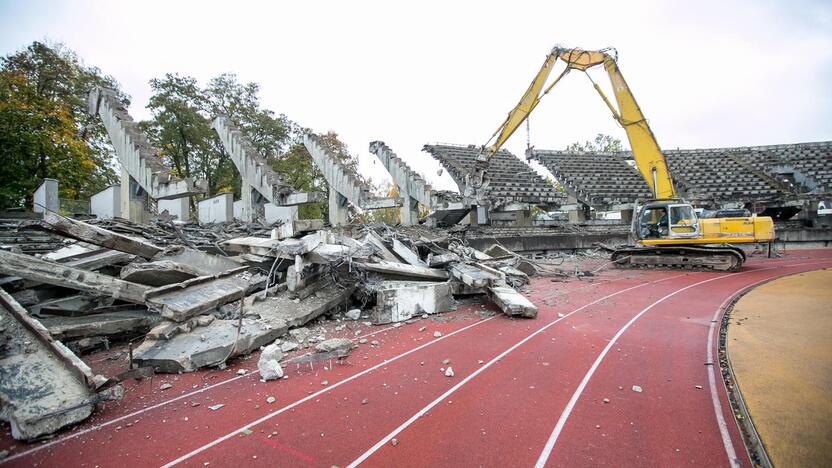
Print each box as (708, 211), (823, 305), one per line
(0, 211), (539, 440)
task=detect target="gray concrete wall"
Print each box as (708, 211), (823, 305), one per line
(33, 179), (59, 213)
(90, 185), (120, 219)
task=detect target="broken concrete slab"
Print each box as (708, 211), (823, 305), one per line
(0, 288), (110, 440)
(391, 238), (427, 266)
(372, 281), (456, 324)
(30, 294), (114, 317)
(355, 260), (449, 281)
(450, 262), (506, 288)
(39, 309), (158, 340)
(134, 281), (353, 373)
(0, 249), (149, 303)
(120, 260), (201, 286)
(427, 252), (460, 268)
(271, 219), (324, 240)
(362, 231), (400, 263)
(39, 211), (162, 259)
(154, 246), (241, 276)
(486, 286), (537, 318)
(144, 267), (255, 322)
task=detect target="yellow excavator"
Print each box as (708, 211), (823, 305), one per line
(474, 45), (774, 271)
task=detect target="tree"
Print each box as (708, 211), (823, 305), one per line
(566, 133), (625, 153)
(370, 183), (401, 225)
(0, 41), (122, 209)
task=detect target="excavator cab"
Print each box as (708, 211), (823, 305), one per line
(635, 200), (700, 240)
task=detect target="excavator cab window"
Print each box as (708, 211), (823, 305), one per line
(668, 204), (699, 237)
(639, 206), (668, 239)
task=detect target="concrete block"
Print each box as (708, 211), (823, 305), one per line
(372, 281), (456, 324)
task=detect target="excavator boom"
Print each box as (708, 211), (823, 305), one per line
(474, 44), (775, 271)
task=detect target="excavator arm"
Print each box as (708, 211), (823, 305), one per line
(474, 46), (676, 200)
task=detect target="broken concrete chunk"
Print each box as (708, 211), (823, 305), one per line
(279, 341), (299, 353)
(196, 314), (215, 327)
(486, 286), (537, 318)
(345, 309), (361, 320)
(289, 327), (311, 343)
(120, 260), (200, 286)
(315, 338), (356, 355)
(372, 281), (456, 325)
(258, 343), (284, 381)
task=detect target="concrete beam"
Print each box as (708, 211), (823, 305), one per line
(88, 87), (204, 204)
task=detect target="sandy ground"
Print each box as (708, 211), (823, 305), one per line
(727, 268), (832, 467)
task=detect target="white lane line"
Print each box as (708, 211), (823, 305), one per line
(160, 314), (498, 468)
(2, 316), (420, 463)
(346, 274), (687, 468)
(535, 259), (832, 468)
(705, 259), (832, 468)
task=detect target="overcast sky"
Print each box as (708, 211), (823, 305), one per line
(2, 0), (830, 191)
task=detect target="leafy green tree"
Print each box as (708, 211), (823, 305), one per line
(0, 41), (122, 209)
(566, 133), (625, 153)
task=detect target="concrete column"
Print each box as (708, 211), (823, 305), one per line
(399, 197), (419, 226)
(328, 189), (349, 227)
(33, 178), (59, 213)
(120, 168), (148, 223)
(469, 205), (479, 227)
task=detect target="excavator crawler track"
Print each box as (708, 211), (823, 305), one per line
(611, 245), (746, 272)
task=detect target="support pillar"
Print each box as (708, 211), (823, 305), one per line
(240, 181), (266, 223)
(469, 205), (479, 226)
(399, 197), (419, 226)
(120, 168), (148, 223)
(328, 189), (349, 227)
(568, 208), (586, 222)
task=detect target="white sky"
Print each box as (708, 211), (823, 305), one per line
(2, 0), (830, 192)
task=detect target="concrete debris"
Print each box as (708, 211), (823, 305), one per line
(0, 211), (546, 440)
(445, 367), (455, 377)
(632, 385), (643, 393)
(266, 396), (276, 404)
(258, 343), (284, 381)
(0, 288), (116, 441)
(315, 338), (356, 355)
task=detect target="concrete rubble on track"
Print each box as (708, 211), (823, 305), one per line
(0, 211), (543, 440)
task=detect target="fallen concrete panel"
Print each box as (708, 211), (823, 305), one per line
(63, 249), (135, 271)
(0, 288), (105, 440)
(355, 260), (449, 280)
(40, 309), (158, 340)
(486, 286), (537, 318)
(450, 262), (505, 288)
(40, 212), (162, 259)
(30, 294), (113, 317)
(134, 281), (353, 373)
(272, 219), (324, 240)
(156, 246), (241, 276)
(120, 260), (201, 286)
(362, 231), (401, 263)
(391, 238), (427, 266)
(144, 267), (253, 322)
(0, 249), (149, 303)
(372, 281), (456, 324)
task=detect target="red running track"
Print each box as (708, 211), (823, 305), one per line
(3, 249), (831, 467)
